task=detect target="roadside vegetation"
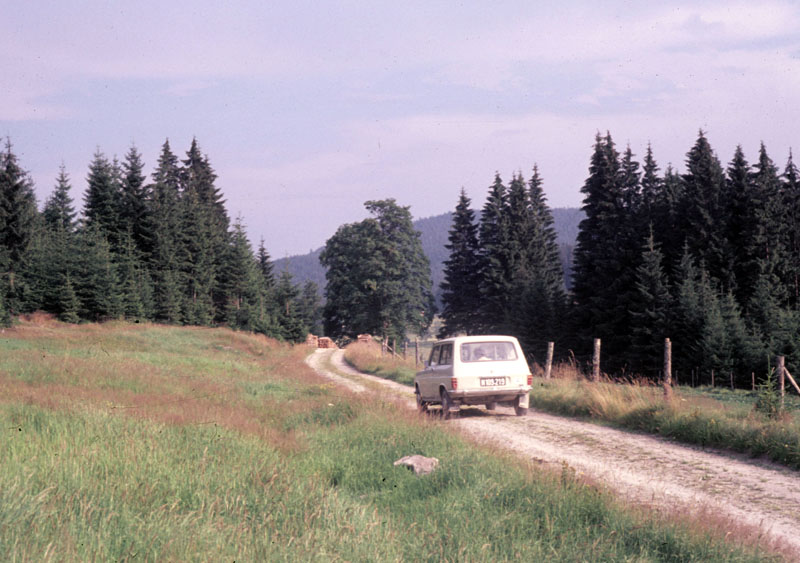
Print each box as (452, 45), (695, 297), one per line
(529, 365), (800, 471)
(352, 342), (800, 472)
(0, 318), (779, 561)
(344, 340), (418, 385)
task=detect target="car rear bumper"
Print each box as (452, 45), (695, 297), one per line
(449, 387), (530, 405)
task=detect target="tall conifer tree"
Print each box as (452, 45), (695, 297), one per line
(783, 150), (800, 307)
(478, 173), (510, 331)
(571, 133), (633, 364)
(149, 140), (184, 323)
(120, 144), (152, 258)
(43, 164), (77, 232)
(0, 138), (38, 315)
(440, 189), (483, 336)
(679, 131), (728, 285)
(83, 149), (121, 246)
(628, 230), (672, 376)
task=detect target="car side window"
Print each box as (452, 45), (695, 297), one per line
(428, 346), (441, 366)
(439, 343), (453, 365)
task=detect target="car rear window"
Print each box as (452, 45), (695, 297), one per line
(460, 342), (517, 362)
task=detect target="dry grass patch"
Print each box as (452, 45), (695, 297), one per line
(0, 318), (347, 453)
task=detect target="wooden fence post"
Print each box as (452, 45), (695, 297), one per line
(663, 338), (673, 400)
(415, 339), (419, 367)
(751, 372), (755, 391)
(778, 355), (786, 410)
(783, 367), (800, 395)
(711, 369), (715, 388)
(730, 371), (734, 391)
(403, 339), (407, 360)
(592, 338), (601, 382)
(545, 341), (554, 380)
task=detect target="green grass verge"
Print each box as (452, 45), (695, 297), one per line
(1, 403), (773, 562)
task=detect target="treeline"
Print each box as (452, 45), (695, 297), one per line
(0, 138), (320, 340)
(441, 131), (800, 385)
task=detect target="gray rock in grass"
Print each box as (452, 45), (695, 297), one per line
(393, 455), (439, 476)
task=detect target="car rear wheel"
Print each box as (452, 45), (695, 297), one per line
(415, 387), (428, 413)
(514, 395), (528, 417)
(441, 389), (458, 419)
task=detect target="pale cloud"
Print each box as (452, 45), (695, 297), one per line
(5, 0), (800, 256)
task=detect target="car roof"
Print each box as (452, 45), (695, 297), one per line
(432, 335), (520, 345)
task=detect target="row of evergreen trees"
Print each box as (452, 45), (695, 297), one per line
(0, 138), (320, 340)
(439, 167), (566, 360)
(441, 131), (800, 385)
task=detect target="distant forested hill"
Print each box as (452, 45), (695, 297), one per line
(274, 207), (583, 300)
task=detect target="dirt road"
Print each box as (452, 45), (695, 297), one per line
(306, 348), (800, 556)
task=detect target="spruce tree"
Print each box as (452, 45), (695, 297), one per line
(83, 149), (122, 248)
(149, 140), (184, 323)
(73, 227), (123, 321)
(178, 185), (216, 325)
(725, 145), (753, 303)
(478, 173), (510, 332)
(0, 138), (38, 315)
(31, 166), (81, 320)
(274, 268), (306, 342)
(640, 144), (661, 225)
(506, 166), (566, 360)
(439, 189), (483, 336)
(699, 289), (731, 380)
(783, 150), (800, 307)
(115, 232), (153, 320)
(628, 230), (672, 377)
(571, 133), (634, 365)
(679, 131), (729, 285)
(120, 144), (152, 258)
(672, 246), (705, 378)
(256, 238), (275, 290)
(43, 164), (77, 232)
(720, 289), (762, 384)
(57, 274), (81, 323)
(657, 164), (685, 283)
(180, 139), (229, 322)
(752, 143), (788, 305)
(220, 217), (264, 331)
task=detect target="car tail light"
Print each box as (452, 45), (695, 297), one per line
(527, 375), (532, 386)
(451, 378), (458, 390)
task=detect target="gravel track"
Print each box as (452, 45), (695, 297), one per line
(306, 348), (800, 557)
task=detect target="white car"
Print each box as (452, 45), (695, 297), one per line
(414, 335), (532, 418)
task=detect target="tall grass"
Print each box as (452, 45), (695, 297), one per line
(344, 341), (418, 385)
(529, 371), (800, 470)
(0, 319), (781, 561)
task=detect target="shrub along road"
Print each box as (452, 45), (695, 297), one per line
(308, 348), (800, 557)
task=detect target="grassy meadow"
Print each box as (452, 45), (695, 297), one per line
(0, 317), (782, 561)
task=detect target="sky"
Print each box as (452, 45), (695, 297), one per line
(3, 1), (800, 257)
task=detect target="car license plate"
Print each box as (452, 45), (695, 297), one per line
(480, 377), (506, 387)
